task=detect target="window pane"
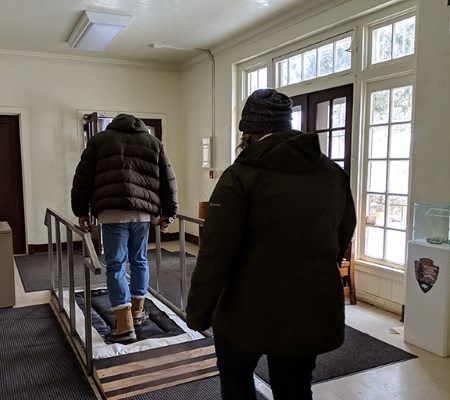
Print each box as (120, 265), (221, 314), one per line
(385, 229), (406, 264)
(393, 16), (415, 59)
(391, 86), (413, 122)
(316, 101), (329, 130)
(247, 67), (267, 95)
(372, 25), (392, 64)
(332, 97), (346, 128)
(258, 68), (268, 89)
(366, 194), (385, 227)
(369, 126), (388, 158)
(390, 123), (411, 158)
(318, 43), (334, 77)
(276, 60), (288, 88)
(335, 36), (352, 72)
(248, 70), (258, 94)
(365, 226), (384, 259)
(370, 90), (390, 124)
(317, 132), (329, 156)
(303, 49), (317, 80)
(289, 54), (302, 85)
(98, 118), (113, 131)
(292, 107), (302, 131)
(388, 160), (409, 194)
(368, 161), (387, 192)
(387, 195), (408, 229)
(335, 161), (344, 169)
(331, 130), (345, 159)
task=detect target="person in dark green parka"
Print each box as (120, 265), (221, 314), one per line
(186, 89), (356, 400)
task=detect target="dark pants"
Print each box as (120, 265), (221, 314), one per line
(214, 335), (317, 400)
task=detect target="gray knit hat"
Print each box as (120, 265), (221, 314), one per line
(238, 89), (293, 134)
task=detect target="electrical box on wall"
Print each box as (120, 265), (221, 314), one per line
(202, 137), (213, 168)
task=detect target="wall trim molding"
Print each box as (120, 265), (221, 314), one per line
(356, 290), (403, 316)
(0, 49), (179, 72)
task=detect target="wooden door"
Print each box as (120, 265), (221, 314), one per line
(291, 84), (353, 175)
(0, 115), (26, 254)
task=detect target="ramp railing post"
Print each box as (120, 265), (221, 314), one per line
(44, 208), (102, 380)
(155, 227), (162, 293)
(67, 228), (76, 335)
(179, 219), (188, 311)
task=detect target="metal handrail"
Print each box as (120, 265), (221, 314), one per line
(44, 208), (102, 375)
(44, 208), (210, 382)
(150, 213), (212, 338)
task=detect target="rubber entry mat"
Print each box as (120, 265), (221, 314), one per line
(0, 304), (98, 399)
(75, 289), (184, 344)
(122, 375), (268, 400)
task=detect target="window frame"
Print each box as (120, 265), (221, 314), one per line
(364, 10), (417, 71)
(273, 31), (355, 89)
(359, 74), (415, 269)
(236, 1), (419, 271)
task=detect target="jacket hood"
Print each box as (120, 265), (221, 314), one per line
(235, 130), (323, 173)
(106, 113), (148, 134)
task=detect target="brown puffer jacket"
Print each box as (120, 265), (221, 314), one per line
(186, 131), (356, 358)
(71, 114), (178, 219)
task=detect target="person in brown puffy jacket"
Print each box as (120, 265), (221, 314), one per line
(71, 113), (178, 344)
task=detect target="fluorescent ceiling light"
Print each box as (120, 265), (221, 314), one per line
(67, 11), (132, 51)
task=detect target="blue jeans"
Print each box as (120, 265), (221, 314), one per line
(101, 222), (150, 309)
(214, 335), (316, 400)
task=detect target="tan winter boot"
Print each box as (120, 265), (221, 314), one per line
(110, 306), (136, 344)
(131, 296), (148, 326)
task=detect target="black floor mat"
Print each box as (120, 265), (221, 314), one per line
(0, 304), (97, 400)
(255, 325), (417, 385)
(75, 289), (184, 344)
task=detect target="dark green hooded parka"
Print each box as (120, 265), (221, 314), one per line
(186, 130), (356, 358)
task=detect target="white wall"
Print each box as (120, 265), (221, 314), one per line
(0, 53), (181, 246)
(411, 0), (450, 204)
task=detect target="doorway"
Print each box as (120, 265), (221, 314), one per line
(0, 115), (26, 254)
(291, 84), (353, 174)
(82, 113), (163, 244)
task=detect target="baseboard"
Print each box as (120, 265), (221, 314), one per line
(28, 233), (200, 254)
(356, 290), (403, 317)
(28, 242), (83, 254)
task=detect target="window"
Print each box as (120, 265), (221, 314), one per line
(275, 34), (352, 88)
(291, 85), (353, 174)
(245, 66), (268, 98)
(237, 4), (418, 272)
(362, 81), (413, 267)
(370, 15), (415, 65)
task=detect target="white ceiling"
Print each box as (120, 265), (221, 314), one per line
(0, 0), (318, 66)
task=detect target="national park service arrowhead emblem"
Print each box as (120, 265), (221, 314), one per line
(414, 257), (439, 294)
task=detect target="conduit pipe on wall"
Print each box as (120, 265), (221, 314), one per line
(149, 44), (216, 173)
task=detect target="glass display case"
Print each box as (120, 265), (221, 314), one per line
(412, 202), (450, 247)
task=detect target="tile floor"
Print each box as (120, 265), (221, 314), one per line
(12, 243), (450, 400)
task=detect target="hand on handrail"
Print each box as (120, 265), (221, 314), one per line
(156, 215), (174, 233)
(78, 215), (90, 232)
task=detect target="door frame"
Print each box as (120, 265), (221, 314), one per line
(0, 111), (27, 254)
(291, 84), (354, 175)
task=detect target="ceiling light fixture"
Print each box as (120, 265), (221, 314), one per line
(67, 11), (132, 51)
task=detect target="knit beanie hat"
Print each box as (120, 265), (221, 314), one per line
(238, 89), (293, 134)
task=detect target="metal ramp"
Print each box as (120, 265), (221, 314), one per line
(44, 208), (219, 400)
